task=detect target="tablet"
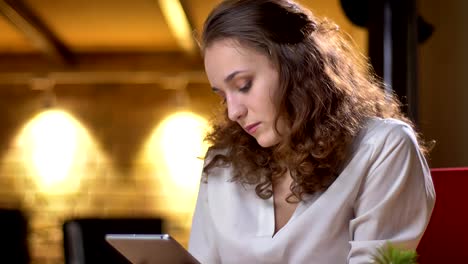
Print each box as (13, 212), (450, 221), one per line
(105, 234), (200, 264)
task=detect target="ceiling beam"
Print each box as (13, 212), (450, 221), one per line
(0, 0), (75, 65)
(0, 52), (203, 72)
(158, 0), (199, 56)
(0, 52), (207, 86)
(0, 70), (208, 86)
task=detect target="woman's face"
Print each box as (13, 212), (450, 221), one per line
(204, 39), (286, 148)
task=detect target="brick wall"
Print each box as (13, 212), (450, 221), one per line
(0, 82), (218, 264)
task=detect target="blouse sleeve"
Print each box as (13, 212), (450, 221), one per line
(348, 123), (436, 264)
(188, 172), (220, 263)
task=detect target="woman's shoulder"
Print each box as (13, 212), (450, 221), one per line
(349, 117), (424, 163)
(360, 117), (418, 146)
(347, 117), (428, 181)
(204, 147), (228, 163)
(201, 147), (232, 183)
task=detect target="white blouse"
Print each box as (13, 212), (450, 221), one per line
(188, 118), (436, 264)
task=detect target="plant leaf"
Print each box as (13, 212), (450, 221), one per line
(371, 242), (418, 264)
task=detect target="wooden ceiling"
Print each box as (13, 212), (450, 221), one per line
(0, 0), (366, 86)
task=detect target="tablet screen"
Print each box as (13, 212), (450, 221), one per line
(106, 234), (200, 264)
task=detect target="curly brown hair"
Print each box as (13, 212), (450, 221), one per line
(201, 0), (423, 201)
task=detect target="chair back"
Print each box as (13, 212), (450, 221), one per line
(63, 217), (163, 264)
(0, 209), (30, 264)
(417, 167), (468, 263)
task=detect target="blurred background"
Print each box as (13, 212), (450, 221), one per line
(0, 0), (466, 263)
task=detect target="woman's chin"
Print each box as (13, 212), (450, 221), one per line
(255, 136), (280, 148)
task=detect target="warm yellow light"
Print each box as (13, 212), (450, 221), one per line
(158, 0), (195, 53)
(141, 111), (209, 213)
(28, 111), (77, 188)
(13, 110), (103, 194)
(159, 112), (208, 190)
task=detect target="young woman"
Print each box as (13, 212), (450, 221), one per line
(189, 0), (435, 263)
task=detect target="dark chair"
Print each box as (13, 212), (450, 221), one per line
(63, 217), (163, 264)
(417, 167), (468, 263)
(0, 208), (30, 264)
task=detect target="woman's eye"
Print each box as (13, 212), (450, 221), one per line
(239, 80), (252, 93)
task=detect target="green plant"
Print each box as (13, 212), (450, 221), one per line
(371, 242), (418, 264)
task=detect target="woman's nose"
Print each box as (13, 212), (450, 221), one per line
(227, 96), (247, 121)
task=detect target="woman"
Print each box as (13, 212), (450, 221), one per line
(189, 0), (435, 263)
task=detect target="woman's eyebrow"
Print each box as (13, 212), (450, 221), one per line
(224, 70), (247, 83)
(212, 70), (248, 91)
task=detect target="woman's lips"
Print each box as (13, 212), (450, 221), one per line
(244, 122), (260, 134)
